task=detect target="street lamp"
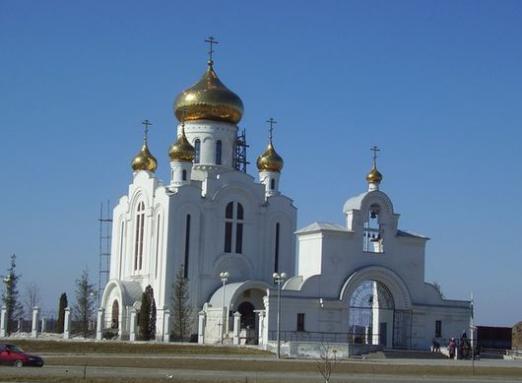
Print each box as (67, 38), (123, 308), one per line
(219, 271), (230, 344)
(273, 271), (287, 359)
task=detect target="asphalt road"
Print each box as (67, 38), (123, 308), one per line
(2, 364), (522, 383)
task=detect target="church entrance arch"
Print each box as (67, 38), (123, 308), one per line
(340, 266), (413, 349)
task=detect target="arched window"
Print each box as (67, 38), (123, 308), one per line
(182, 169), (187, 181)
(363, 204), (384, 253)
(216, 140), (222, 165)
(134, 201), (145, 270)
(270, 178), (275, 190)
(194, 139), (201, 163)
(224, 202), (244, 254)
(118, 221), (125, 279)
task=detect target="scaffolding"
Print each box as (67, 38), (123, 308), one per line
(233, 128), (249, 173)
(97, 201), (112, 307)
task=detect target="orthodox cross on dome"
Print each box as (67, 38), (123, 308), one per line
(370, 145), (380, 167)
(266, 117), (277, 143)
(142, 119), (152, 144)
(205, 36), (219, 65)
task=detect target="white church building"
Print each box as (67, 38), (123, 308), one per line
(99, 46), (471, 354)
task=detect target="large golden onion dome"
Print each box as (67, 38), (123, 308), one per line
(257, 142), (284, 173)
(174, 62), (244, 124)
(169, 125), (195, 162)
(131, 143), (158, 172)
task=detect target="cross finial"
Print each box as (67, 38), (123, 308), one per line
(266, 117), (277, 143)
(142, 119), (152, 144)
(370, 145), (380, 167)
(204, 36), (219, 66)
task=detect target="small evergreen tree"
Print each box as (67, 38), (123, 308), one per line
(1, 254), (23, 335)
(171, 265), (194, 341)
(55, 293), (68, 333)
(138, 285), (156, 340)
(73, 269), (96, 337)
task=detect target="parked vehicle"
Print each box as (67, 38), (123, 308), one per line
(0, 344), (44, 367)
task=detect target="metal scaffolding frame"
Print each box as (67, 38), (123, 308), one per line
(97, 201), (112, 307)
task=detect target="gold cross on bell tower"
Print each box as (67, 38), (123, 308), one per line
(205, 36), (219, 66)
(142, 119), (152, 144)
(266, 117), (277, 143)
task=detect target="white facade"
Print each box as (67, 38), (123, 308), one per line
(100, 58), (470, 351)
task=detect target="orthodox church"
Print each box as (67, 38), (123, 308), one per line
(99, 44), (471, 353)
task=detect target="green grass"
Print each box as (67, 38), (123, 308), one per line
(10, 339), (269, 355)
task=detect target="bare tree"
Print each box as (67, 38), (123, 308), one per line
(316, 343), (338, 383)
(24, 282), (41, 314)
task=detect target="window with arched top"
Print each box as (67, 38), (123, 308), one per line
(182, 169), (187, 181)
(363, 203), (384, 253)
(274, 223), (280, 273)
(134, 201), (146, 270)
(216, 140), (222, 165)
(224, 202), (244, 254)
(194, 139), (201, 163)
(270, 178), (275, 190)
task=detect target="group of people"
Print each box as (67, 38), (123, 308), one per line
(432, 331), (475, 359)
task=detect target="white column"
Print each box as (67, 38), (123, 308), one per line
(371, 281), (380, 345)
(17, 318), (23, 333)
(0, 306), (7, 337)
(129, 309), (137, 342)
(31, 306), (40, 338)
(198, 311), (206, 344)
(63, 307), (71, 339)
(256, 310), (265, 346)
(40, 317), (47, 333)
(233, 312), (241, 345)
(163, 309), (171, 343)
(96, 308), (104, 341)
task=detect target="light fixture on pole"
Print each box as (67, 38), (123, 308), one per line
(219, 271), (230, 344)
(273, 271), (287, 359)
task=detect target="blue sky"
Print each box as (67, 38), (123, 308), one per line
(1, 1), (521, 326)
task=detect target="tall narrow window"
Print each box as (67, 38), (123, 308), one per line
(224, 202), (244, 254)
(435, 320), (442, 338)
(184, 214), (191, 278)
(182, 169), (187, 181)
(216, 140), (222, 165)
(270, 179), (275, 190)
(119, 221), (125, 279)
(297, 313), (305, 332)
(194, 139), (201, 163)
(155, 215), (161, 278)
(134, 202), (145, 271)
(274, 223), (280, 273)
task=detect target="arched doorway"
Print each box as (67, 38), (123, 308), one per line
(111, 300), (119, 329)
(348, 280), (394, 347)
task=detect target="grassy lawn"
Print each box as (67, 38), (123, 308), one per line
(10, 339), (269, 355)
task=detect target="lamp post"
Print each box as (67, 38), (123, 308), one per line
(219, 271), (230, 344)
(273, 272), (287, 359)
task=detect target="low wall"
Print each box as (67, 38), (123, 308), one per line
(266, 341), (383, 358)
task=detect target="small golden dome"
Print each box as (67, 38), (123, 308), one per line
(366, 165), (383, 184)
(131, 143), (158, 172)
(174, 63), (244, 124)
(257, 143), (284, 172)
(169, 126), (195, 162)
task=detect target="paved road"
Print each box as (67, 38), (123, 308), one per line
(2, 364), (522, 383)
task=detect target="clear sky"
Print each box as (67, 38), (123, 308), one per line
(1, 0), (521, 326)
